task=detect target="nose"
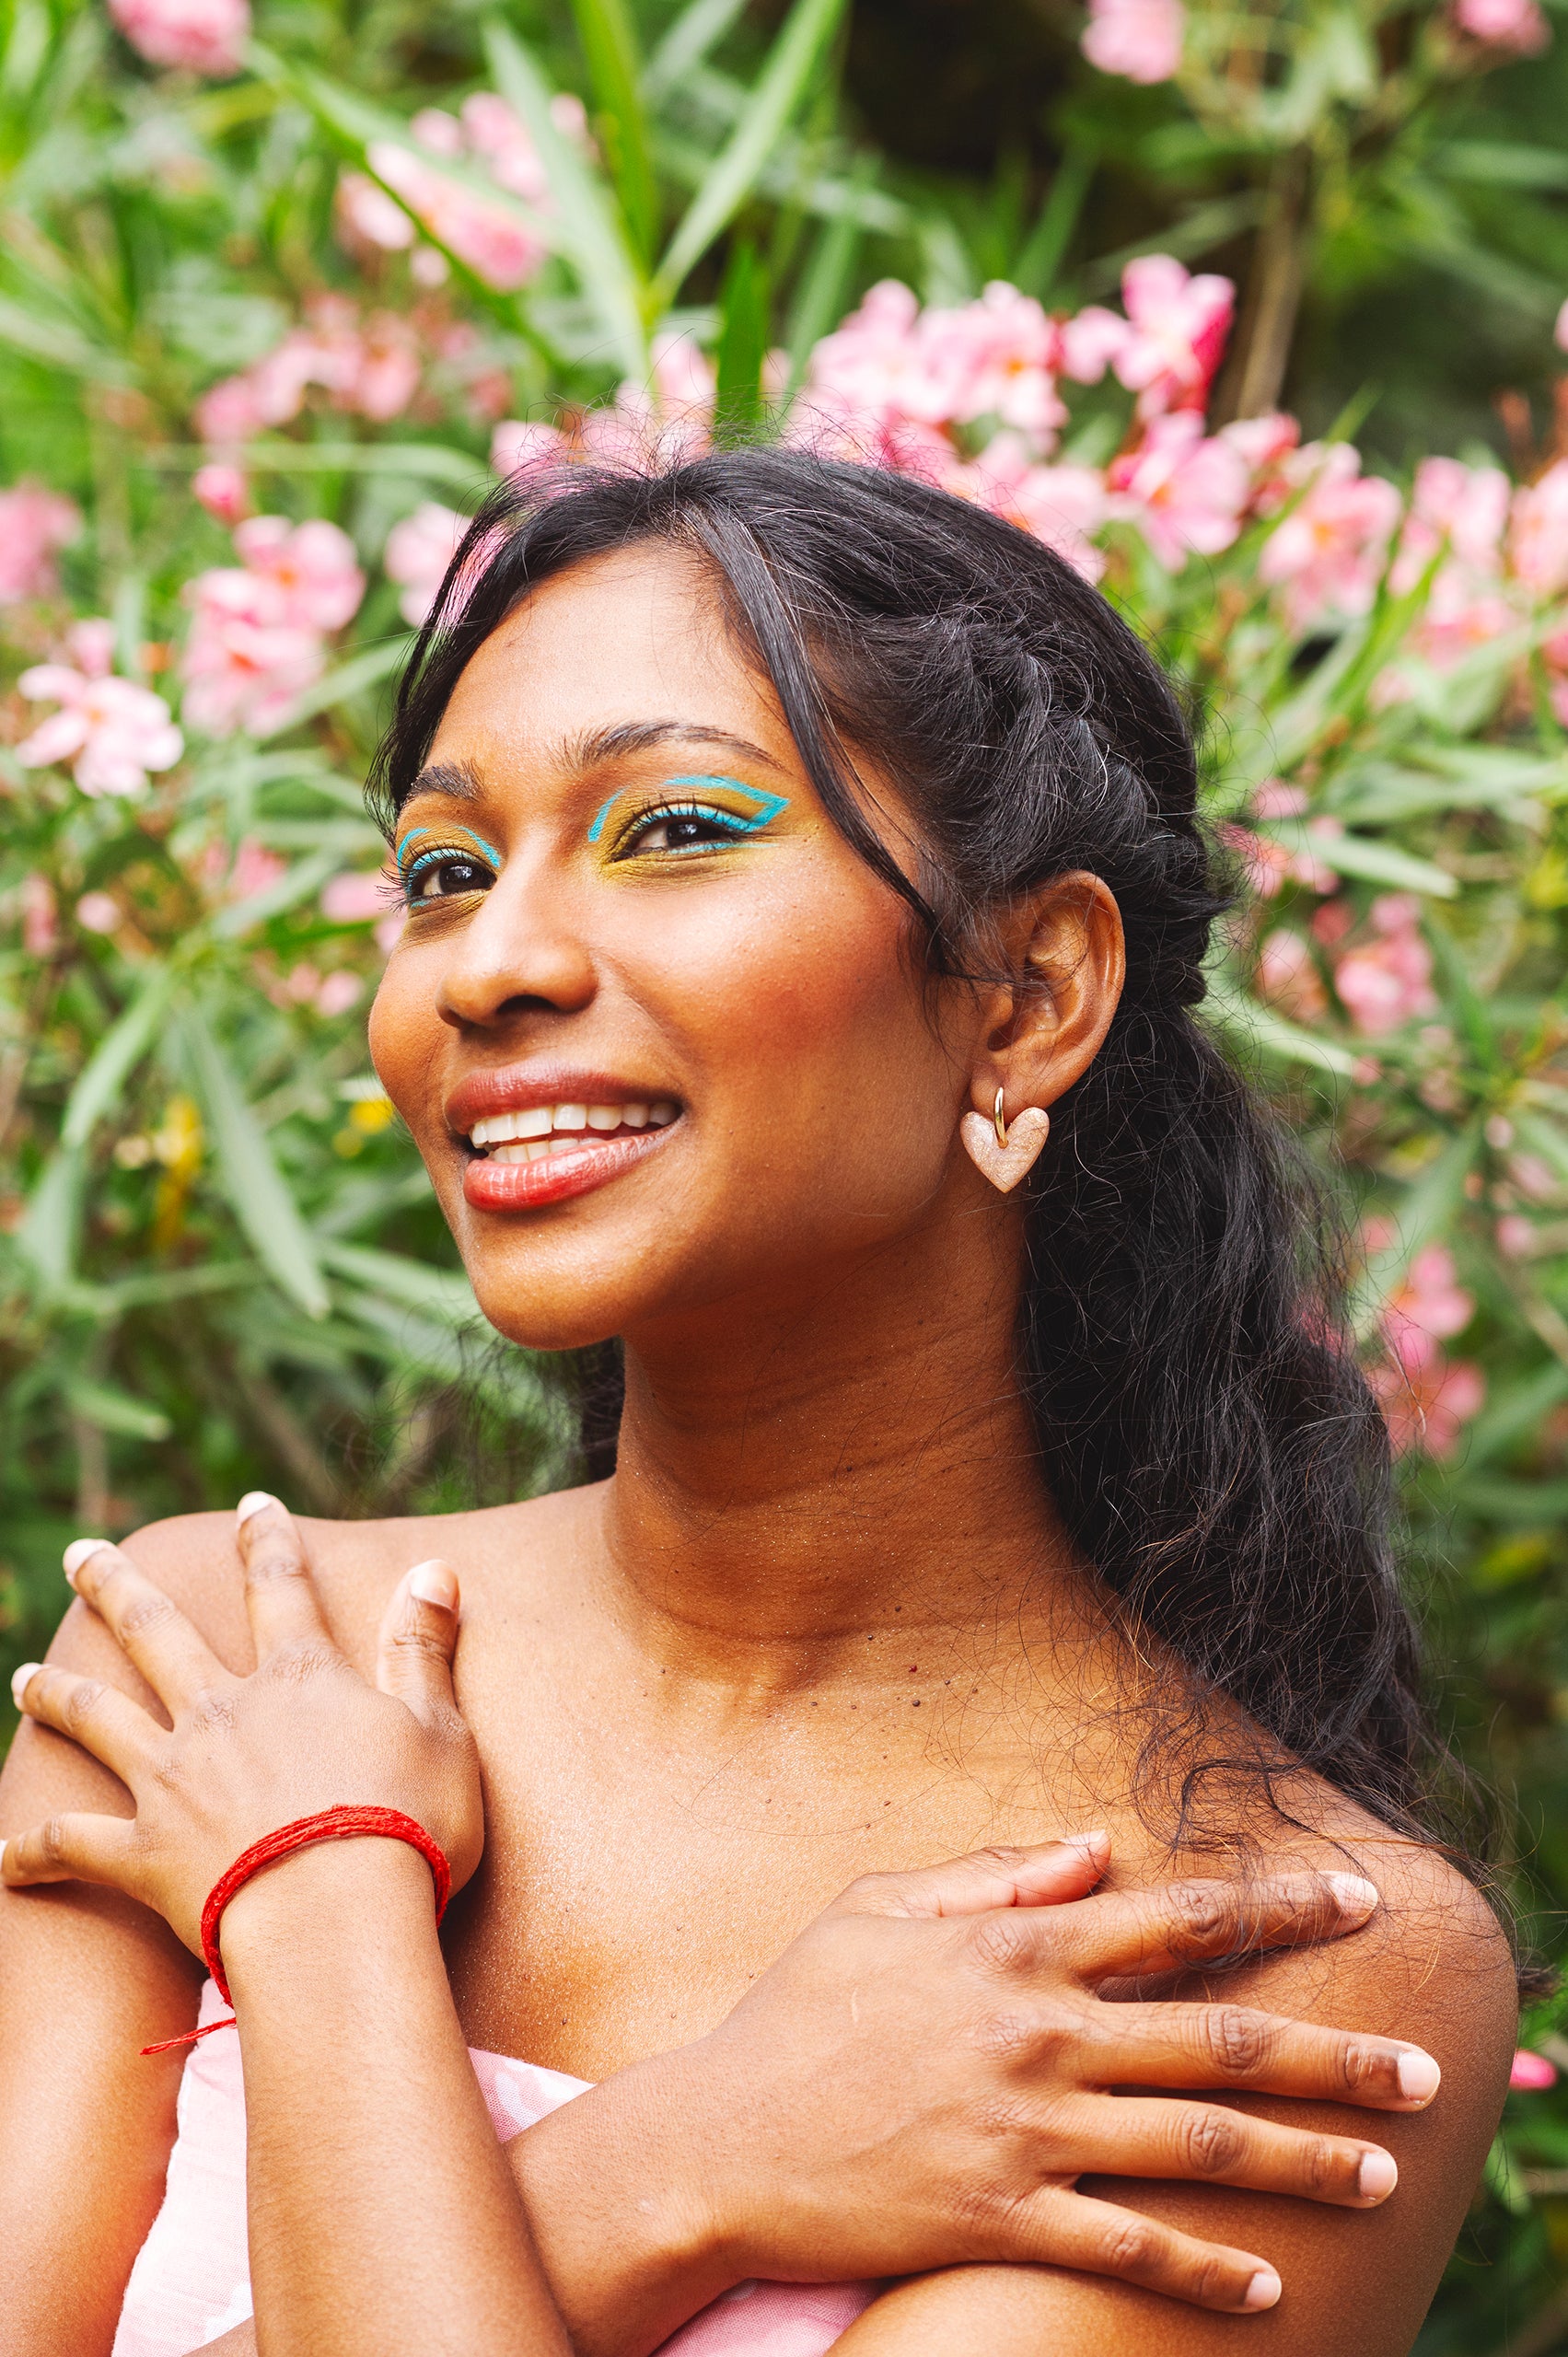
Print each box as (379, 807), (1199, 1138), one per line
(435, 860), (598, 1031)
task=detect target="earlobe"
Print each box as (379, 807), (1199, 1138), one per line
(959, 1093), (1051, 1193)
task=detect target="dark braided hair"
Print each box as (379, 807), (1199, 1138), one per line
(372, 447), (1493, 1900)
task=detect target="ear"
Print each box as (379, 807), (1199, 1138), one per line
(966, 871), (1125, 1132)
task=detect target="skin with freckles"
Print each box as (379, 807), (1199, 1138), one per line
(0, 543), (1516, 2357)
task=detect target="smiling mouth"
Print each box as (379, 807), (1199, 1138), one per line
(462, 1097), (679, 1162)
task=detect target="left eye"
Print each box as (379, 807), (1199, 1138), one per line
(615, 803), (750, 858)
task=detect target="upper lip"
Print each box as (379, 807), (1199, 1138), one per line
(444, 1065), (681, 1140)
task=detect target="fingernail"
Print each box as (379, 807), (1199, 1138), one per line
(1397, 2048), (1441, 2103)
(236, 1492), (281, 1526)
(409, 1559), (459, 1611)
(10, 1663), (41, 1711)
(63, 1537), (111, 1586)
(1066, 1829), (1109, 1852)
(1358, 2150), (1398, 2201)
(1242, 2268), (1281, 2311)
(1324, 1872), (1379, 1918)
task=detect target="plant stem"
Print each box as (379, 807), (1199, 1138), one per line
(1213, 146), (1310, 423)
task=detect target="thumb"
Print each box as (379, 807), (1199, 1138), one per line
(376, 1559), (461, 1720)
(838, 1831), (1110, 1920)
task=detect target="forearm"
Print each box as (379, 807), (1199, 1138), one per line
(222, 1840), (569, 2357)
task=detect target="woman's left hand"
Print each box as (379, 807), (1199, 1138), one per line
(1, 1497), (483, 1961)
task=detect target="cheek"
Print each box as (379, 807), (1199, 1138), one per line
(366, 950), (438, 1133)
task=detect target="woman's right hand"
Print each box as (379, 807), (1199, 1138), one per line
(517, 1836), (1440, 2346)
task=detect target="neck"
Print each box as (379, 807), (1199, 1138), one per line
(596, 1201), (1086, 1697)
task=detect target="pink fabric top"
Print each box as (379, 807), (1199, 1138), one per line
(113, 1980), (876, 2357)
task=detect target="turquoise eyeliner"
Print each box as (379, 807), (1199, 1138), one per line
(587, 776), (790, 844)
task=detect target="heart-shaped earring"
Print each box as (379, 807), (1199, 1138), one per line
(959, 1088), (1051, 1194)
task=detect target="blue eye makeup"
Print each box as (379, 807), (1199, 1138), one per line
(396, 823), (503, 909)
(590, 776), (790, 858)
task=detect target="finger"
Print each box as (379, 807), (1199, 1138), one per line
(63, 1538), (229, 1716)
(1092, 2000), (1443, 2110)
(1003, 2185), (1283, 2313)
(0, 1811), (138, 1891)
(835, 1834), (1110, 1921)
(235, 1493), (336, 1660)
(375, 1561), (461, 1723)
(1064, 2092), (1399, 2208)
(1054, 1870), (1380, 1981)
(10, 1659), (161, 1785)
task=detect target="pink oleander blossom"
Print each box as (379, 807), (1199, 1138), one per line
(1383, 1245), (1475, 1361)
(17, 625), (183, 797)
(1113, 257), (1233, 417)
(1511, 2049), (1558, 2089)
(1107, 412), (1250, 571)
(1510, 459), (1568, 597)
(492, 419), (569, 477)
(20, 875), (56, 958)
(1258, 445), (1401, 629)
(0, 482), (80, 603)
(108, 0), (249, 75)
(384, 503), (468, 626)
(1256, 928), (1328, 1021)
(195, 299), (423, 445)
(322, 872), (393, 923)
(947, 435), (1108, 580)
(1452, 0), (1551, 49)
(180, 572), (325, 739)
(233, 516), (365, 633)
(1081, 0), (1185, 82)
(366, 98), (551, 294)
(802, 279), (1065, 451)
(1368, 1329), (1484, 1457)
(1332, 894), (1439, 1034)
(192, 462), (249, 525)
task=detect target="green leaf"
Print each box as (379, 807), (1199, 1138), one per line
(255, 637), (413, 745)
(1355, 1126), (1481, 1333)
(60, 965), (179, 1150)
(645, 0), (750, 98)
(64, 1376), (171, 1442)
(784, 153), (873, 391)
(1014, 136), (1096, 301)
(17, 1147), (85, 1291)
(318, 1240), (484, 1325)
(1258, 820), (1458, 899)
(183, 1008), (331, 1320)
(655, 0), (848, 302)
(569, 0), (657, 265)
(1205, 968), (1359, 1077)
(483, 17), (649, 376)
(713, 238), (769, 439)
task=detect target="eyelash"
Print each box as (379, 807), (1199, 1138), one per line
(399, 843), (498, 908)
(609, 799), (762, 861)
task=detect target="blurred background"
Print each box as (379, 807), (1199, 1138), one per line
(1, 0), (1567, 2342)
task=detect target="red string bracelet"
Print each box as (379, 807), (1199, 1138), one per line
(141, 1805), (452, 2057)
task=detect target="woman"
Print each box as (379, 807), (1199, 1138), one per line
(0, 450), (1517, 2357)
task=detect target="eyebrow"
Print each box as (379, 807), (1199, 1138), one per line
(394, 759), (485, 819)
(563, 721), (789, 777)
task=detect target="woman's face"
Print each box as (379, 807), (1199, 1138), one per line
(369, 542), (988, 1352)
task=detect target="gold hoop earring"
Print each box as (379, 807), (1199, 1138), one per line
(993, 1087), (1008, 1148)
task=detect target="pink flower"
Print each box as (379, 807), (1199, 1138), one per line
(1510, 459), (1568, 597)
(1331, 896), (1438, 1034)
(233, 517), (365, 633)
(0, 482), (80, 603)
(321, 871), (392, 923)
(108, 0), (249, 75)
(1510, 2048), (1558, 2089)
(227, 837), (287, 902)
(192, 462), (250, 525)
(75, 890), (122, 935)
(492, 419), (568, 477)
(1392, 455), (1509, 588)
(314, 970), (363, 1017)
(384, 504), (468, 626)
(1452, 0), (1551, 49)
(181, 570), (324, 738)
(1059, 306), (1132, 385)
(1259, 445), (1401, 629)
(17, 640), (183, 797)
(1113, 257), (1233, 417)
(366, 104), (549, 293)
(803, 280), (1065, 452)
(1108, 412), (1250, 570)
(1081, 0), (1185, 82)
(1368, 1337), (1484, 1457)
(20, 875), (56, 958)
(336, 171), (418, 257)
(1220, 413), (1301, 475)
(1384, 1244), (1475, 1358)
(1256, 928), (1328, 1020)
(196, 304), (423, 445)
(1497, 1213), (1537, 1259)
(950, 435), (1108, 579)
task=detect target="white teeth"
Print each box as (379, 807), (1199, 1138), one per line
(469, 1097), (679, 1149)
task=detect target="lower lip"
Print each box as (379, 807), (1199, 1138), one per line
(461, 1126), (674, 1213)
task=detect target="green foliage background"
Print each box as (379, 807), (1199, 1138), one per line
(4, 0), (1568, 2344)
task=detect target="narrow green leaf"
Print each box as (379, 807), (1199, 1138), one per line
(569, 0), (657, 265)
(17, 1147), (85, 1290)
(1014, 136), (1096, 301)
(60, 965), (179, 1150)
(784, 154), (872, 391)
(213, 845), (344, 939)
(255, 636), (412, 744)
(645, 0), (749, 97)
(1355, 1125), (1481, 1333)
(1205, 969), (1358, 1077)
(483, 18), (649, 376)
(713, 238), (769, 440)
(319, 1239), (484, 1325)
(1259, 820), (1458, 899)
(184, 1009), (331, 1319)
(64, 1377), (171, 1443)
(655, 0), (848, 301)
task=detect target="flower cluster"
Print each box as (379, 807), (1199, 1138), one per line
(0, 482), (80, 604)
(341, 93), (585, 294)
(108, 0), (249, 75)
(1366, 1241), (1485, 1458)
(195, 296), (425, 453)
(16, 618), (182, 798)
(181, 516), (364, 738)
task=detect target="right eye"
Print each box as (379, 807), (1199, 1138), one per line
(401, 849), (496, 908)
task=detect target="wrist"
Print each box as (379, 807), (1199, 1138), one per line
(218, 1835), (442, 2000)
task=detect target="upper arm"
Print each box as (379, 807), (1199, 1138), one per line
(832, 1850), (1517, 2357)
(0, 1513), (249, 2357)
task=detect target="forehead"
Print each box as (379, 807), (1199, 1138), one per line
(426, 541), (795, 776)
